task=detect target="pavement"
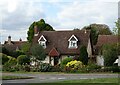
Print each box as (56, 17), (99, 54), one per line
(2, 72), (119, 84)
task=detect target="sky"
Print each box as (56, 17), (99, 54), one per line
(0, 0), (119, 44)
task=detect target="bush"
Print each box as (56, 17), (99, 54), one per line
(9, 50), (25, 58)
(60, 57), (72, 69)
(51, 65), (61, 72)
(0, 53), (9, 65)
(86, 63), (101, 72)
(65, 60), (84, 72)
(102, 44), (118, 66)
(17, 55), (30, 65)
(103, 66), (120, 73)
(79, 45), (88, 65)
(39, 63), (52, 72)
(3, 57), (17, 72)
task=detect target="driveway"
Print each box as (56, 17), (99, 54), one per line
(2, 73), (119, 83)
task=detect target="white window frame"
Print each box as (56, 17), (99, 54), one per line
(38, 35), (47, 49)
(68, 35), (78, 49)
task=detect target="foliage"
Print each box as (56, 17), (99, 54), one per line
(103, 66), (120, 73)
(79, 45), (88, 65)
(17, 55), (30, 65)
(39, 63), (52, 72)
(3, 57), (17, 72)
(9, 50), (25, 58)
(82, 24), (112, 45)
(21, 42), (31, 54)
(31, 44), (46, 61)
(60, 57), (72, 69)
(0, 47), (9, 55)
(0, 53), (9, 65)
(27, 19), (54, 42)
(51, 65), (62, 72)
(85, 63), (101, 72)
(102, 44), (118, 66)
(113, 18), (120, 35)
(66, 60), (84, 69)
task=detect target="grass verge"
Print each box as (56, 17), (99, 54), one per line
(2, 75), (33, 80)
(55, 78), (119, 83)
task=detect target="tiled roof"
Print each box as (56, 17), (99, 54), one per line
(48, 47), (60, 56)
(33, 30), (91, 55)
(95, 35), (119, 55)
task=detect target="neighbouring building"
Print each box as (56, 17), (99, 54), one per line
(3, 36), (27, 52)
(32, 26), (93, 66)
(95, 35), (120, 66)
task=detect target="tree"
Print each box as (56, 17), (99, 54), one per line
(82, 24), (112, 45)
(102, 44), (118, 66)
(21, 42), (31, 54)
(113, 18), (120, 35)
(0, 53), (9, 65)
(30, 44), (46, 63)
(17, 55), (30, 65)
(79, 45), (88, 65)
(27, 19), (54, 42)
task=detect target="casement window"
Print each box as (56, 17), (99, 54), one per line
(38, 35), (47, 48)
(68, 35), (78, 49)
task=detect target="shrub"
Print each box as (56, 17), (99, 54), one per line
(86, 63), (101, 72)
(39, 63), (52, 72)
(17, 55), (30, 65)
(60, 57), (72, 69)
(51, 65), (61, 72)
(102, 44), (118, 66)
(79, 45), (88, 65)
(66, 60), (84, 69)
(0, 53), (9, 65)
(3, 57), (17, 72)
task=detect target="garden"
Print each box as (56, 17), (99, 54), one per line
(1, 43), (120, 73)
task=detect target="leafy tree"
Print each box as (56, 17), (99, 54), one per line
(30, 44), (46, 62)
(0, 53), (9, 65)
(82, 24), (112, 45)
(9, 50), (25, 58)
(79, 45), (88, 65)
(113, 18), (120, 35)
(102, 44), (118, 66)
(17, 55), (30, 65)
(21, 42), (31, 54)
(0, 47), (9, 55)
(27, 19), (54, 42)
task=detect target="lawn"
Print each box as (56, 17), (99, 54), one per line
(55, 78), (119, 83)
(2, 75), (33, 80)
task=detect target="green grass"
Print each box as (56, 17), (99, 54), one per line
(55, 78), (119, 83)
(2, 75), (33, 80)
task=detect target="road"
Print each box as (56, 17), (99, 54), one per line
(2, 72), (119, 84)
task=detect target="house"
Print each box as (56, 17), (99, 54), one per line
(32, 26), (93, 66)
(3, 36), (27, 52)
(95, 35), (120, 66)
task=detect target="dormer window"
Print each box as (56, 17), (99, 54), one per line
(38, 35), (47, 48)
(68, 35), (78, 49)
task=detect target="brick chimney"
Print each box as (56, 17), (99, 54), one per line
(8, 35), (11, 45)
(34, 25), (38, 36)
(19, 38), (22, 41)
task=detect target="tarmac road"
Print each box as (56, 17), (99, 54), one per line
(2, 72), (119, 84)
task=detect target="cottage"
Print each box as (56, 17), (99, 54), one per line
(95, 35), (120, 66)
(3, 36), (26, 52)
(32, 26), (92, 66)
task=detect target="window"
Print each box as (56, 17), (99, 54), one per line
(38, 35), (47, 49)
(68, 35), (78, 48)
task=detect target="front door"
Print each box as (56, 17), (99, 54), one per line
(54, 57), (59, 65)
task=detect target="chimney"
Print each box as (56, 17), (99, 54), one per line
(19, 38), (22, 41)
(34, 25), (38, 36)
(8, 35), (11, 45)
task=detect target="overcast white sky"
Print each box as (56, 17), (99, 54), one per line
(0, 0), (119, 43)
